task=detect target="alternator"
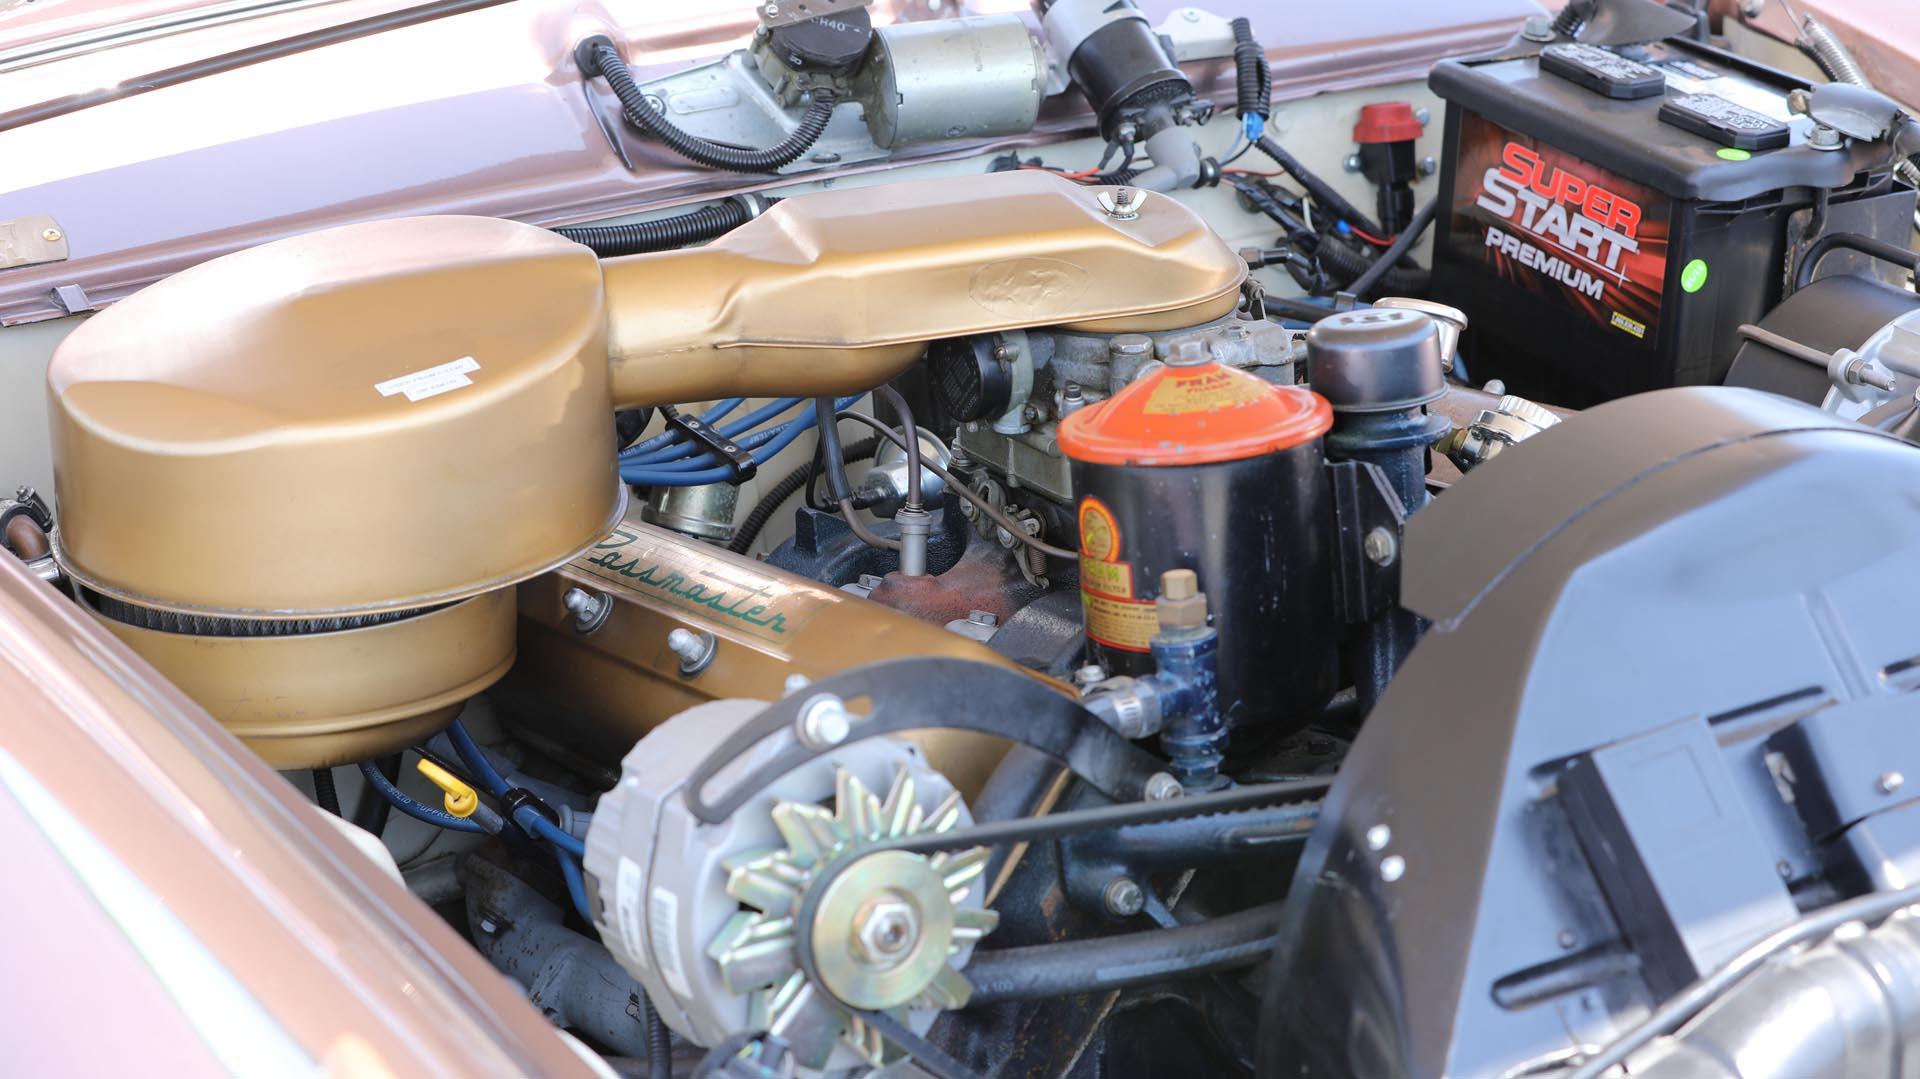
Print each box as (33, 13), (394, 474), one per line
(583, 699), (995, 1073)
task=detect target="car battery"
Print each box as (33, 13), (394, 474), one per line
(1429, 39), (1915, 407)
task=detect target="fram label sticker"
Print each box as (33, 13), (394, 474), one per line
(374, 356), (479, 402)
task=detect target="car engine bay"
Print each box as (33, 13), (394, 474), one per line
(7, 0), (1920, 1075)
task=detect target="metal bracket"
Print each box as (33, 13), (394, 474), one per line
(660, 404), (757, 482)
(1326, 459), (1407, 624)
(0, 215), (68, 271)
(682, 656), (1173, 824)
(49, 282), (93, 314)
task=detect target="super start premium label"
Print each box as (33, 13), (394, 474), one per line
(1450, 113), (1670, 342)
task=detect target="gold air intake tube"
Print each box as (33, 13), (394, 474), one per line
(45, 170), (1245, 766)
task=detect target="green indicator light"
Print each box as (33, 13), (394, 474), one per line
(1681, 259), (1710, 293)
(1717, 147), (1752, 161)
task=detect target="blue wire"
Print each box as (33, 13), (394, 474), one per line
(620, 397), (747, 458)
(619, 396), (860, 488)
(357, 761), (486, 833)
(715, 396), (806, 438)
(557, 848), (594, 923)
(620, 397), (806, 464)
(517, 809), (587, 858)
(626, 422), (793, 472)
(446, 720), (510, 798)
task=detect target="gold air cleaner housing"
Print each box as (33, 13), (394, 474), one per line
(46, 172), (1245, 768)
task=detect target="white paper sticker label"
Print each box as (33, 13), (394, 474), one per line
(374, 356), (479, 402)
(649, 885), (694, 999)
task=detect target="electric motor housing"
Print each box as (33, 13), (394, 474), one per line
(1042, 0), (1192, 141)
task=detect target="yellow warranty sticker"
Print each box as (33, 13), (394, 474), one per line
(1140, 368), (1270, 415)
(1080, 557), (1133, 599)
(1084, 592), (1157, 652)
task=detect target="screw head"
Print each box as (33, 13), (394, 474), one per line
(797, 694), (852, 750)
(1414, 107), (1432, 127)
(1103, 877), (1146, 917)
(667, 627), (716, 675)
(1521, 14), (1555, 41)
(783, 673), (812, 696)
(1880, 770), (1906, 795)
(1144, 772), (1184, 801)
(1380, 854), (1407, 882)
(1363, 527), (1398, 567)
(1809, 124), (1845, 151)
(966, 610), (999, 627)
(40, 227), (61, 243)
(562, 587), (612, 634)
(1557, 928), (1578, 949)
(1419, 154), (1438, 178)
(1365, 824), (1391, 851)
(1342, 153), (1363, 174)
(1074, 664), (1108, 688)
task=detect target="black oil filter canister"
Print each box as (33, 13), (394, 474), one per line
(1057, 350), (1337, 728)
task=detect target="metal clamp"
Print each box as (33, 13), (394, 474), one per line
(661, 404), (758, 482)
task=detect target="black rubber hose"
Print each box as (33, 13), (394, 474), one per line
(580, 36), (836, 173)
(1344, 195), (1437, 299)
(312, 768), (342, 817)
(351, 755), (401, 835)
(870, 385), (922, 510)
(1793, 229), (1920, 292)
(555, 200), (752, 256)
(1230, 18), (1270, 122)
(1314, 235), (1373, 286)
(727, 436), (878, 554)
(644, 993), (672, 1079)
(1255, 135), (1385, 239)
(963, 901), (1287, 1005)
(1263, 295), (1341, 323)
(813, 399), (856, 504)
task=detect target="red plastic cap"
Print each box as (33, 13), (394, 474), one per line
(1057, 360), (1332, 467)
(1354, 102), (1423, 144)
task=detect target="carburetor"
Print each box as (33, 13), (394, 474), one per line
(927, 309), (1298, 509)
